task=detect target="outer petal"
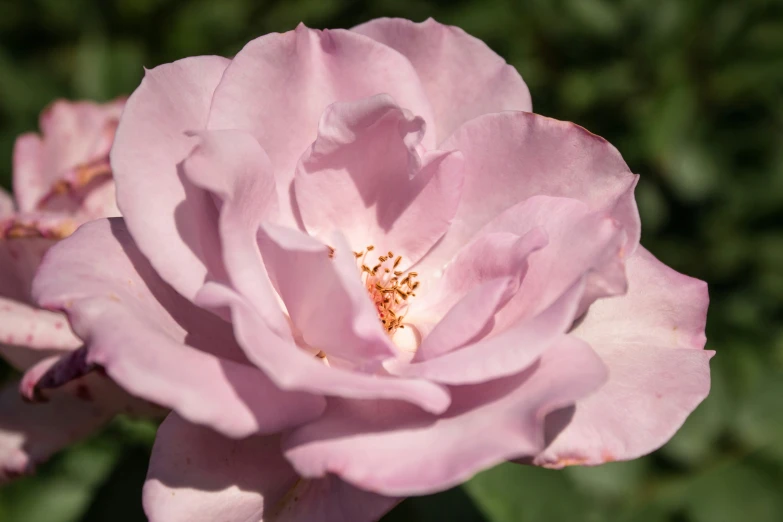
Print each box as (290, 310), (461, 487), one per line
(0, 378), (108, 483)
(111, 55), (230, 301)
(11, 134), (45, 213)
(535, 247), (713, 467)
(37, 99), (124, 185)
(284, 336), (608, 496)
(420, 112), (640, 272)
(295, 94), (463, 266)
(196, 282), (450, 414)
(207, 24), (436, 222)
(1, 355), (155, 484)
(0, 298), (80, 370)
(353, 18), (532, 143)
(32, 218), (325, 438)
(0, 188), (13, 218)
(0, 234), (57, 302)
(144, 413), (397, 522)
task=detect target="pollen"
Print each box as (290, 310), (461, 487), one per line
(353, 245), (418, 336)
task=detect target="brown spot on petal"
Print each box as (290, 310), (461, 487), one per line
(75, 384), (93, 402)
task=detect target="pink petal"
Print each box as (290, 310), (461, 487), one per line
(353, 18), (532, 143)
(0, 297), (80, 370)
(294, 94), (463, 265)
(257, 224), (397, 364)
(196, 282), (450, 414)
(284, 336), (608, 496)
(111, 56), (230, 301)
(0, 188), (13, 218)
(480, 196), (628, 325)
(14, 100), (123, 213)
(395, 281), (584, 385)
(38, 99), (123, 183)
(420, 112), (640, 273)
(182, 129), (287, 333)
(32, 218), (325, 438)
(207, 24), (435, 223)
(1, 354), (155, 484)
(144, 413), (397, 522)
(11, 134), (44, 213)
(0, 234), (57, 302)
(411, 228), (549, 361)
(534, 247), (713, 467)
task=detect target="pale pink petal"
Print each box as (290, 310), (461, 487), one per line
(38, 99), (123, 185)
(144, 413), (397, 522)
(420, 112), (640, 272)
(196, 282), (450, 414)
(1, 355), (155, 484)
(11, 134), (44, 212)
(284, 336), (607, 496)
(257, 225), (397, 364)
(395, 281), (584, 385)
(182, 129), (286, 332)
(411, 228), (548, 361)
(535, 247), (713, 466)
(295, 94), (463, 265)
(0, 379), (107, 483)
(207, 24), (436, 222)
(0, 297), (80, 370)
(0, 234), (57, 302)
(353, 18), (532, 143)
(111, 56), (230, 301)
(0, 188), (13, 218)
(32, 218), (325, 438)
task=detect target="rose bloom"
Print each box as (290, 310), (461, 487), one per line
(27, 18), (712, 522)
(0, 98), (154, 481)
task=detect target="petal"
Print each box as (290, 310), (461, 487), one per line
(0, 234), (57, 302)
(461, 195), (627, 324)
(535, 247), (713, 466)
(0, 297), (80, 370)
(111, 55), (230, 301)
(11, 134), (44, 213)
(197, 282), (450, 414)
(284, 336), (608, 496)
(0, 378), (107, 483)
(1, 353), (155, 484)
(0, 188), (13, 218)
(32, 218), (325, 438)
(411, 228), (548, 361)
(257, 224), (396, 364)
(207, 24), (435, 222)
(353, 18), (532, 143)
(421, 112), (640, 272)
(294, 94), (463, 265)
(38, 99), (124, 183)
(144, 413), (397, 522)
(182, 129), (286, 333)
(395, 281), (585, 385)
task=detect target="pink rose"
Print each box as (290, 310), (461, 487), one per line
(0, 98), (155, 482)
(28, 19), (712, 521)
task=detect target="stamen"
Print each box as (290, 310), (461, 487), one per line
(354, 244), (418, 337)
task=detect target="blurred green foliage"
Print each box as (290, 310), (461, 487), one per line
(1, 0), (782, 520)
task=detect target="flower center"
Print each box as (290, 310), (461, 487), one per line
(355, 245), (418, 336)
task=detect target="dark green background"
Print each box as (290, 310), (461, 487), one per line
(2, 0), (782, 520)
